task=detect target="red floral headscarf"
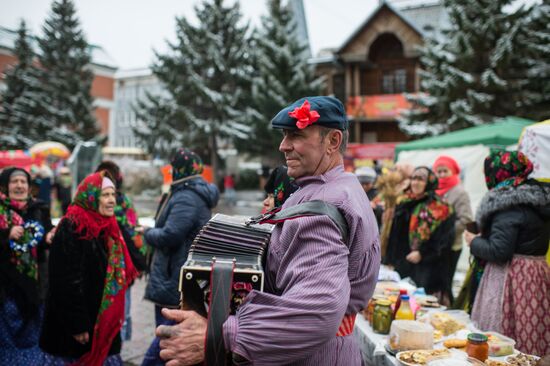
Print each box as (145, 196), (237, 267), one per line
(62, 171), (138, 366)
(484, 150), (533, 190)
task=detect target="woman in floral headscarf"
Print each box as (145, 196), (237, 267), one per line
(385, 166), (455, 305)
(140, 148), (219, 366)
(39, 171), (138, 365)
(0, 167), (53, 364)
(465, 151), (549, 356)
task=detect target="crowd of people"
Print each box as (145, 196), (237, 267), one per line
(0, 96), (548, 365)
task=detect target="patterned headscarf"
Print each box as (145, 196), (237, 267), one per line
(264, 166), (298, 208)
(401, 167), (453, 249)
(484, 150), (533, 190)
(171, 148), (204, 181)
(62, 171), (138, 366)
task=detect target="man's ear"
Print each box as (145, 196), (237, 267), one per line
(326, 130), (343, 154)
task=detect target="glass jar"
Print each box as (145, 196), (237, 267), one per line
(366, 295), (386, 326)
(466, 333), (489, 362)
(373, 299), (393, 334)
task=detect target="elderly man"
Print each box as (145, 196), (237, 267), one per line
(157, 96), (381, 365)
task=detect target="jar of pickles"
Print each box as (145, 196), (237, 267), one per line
(466, 333), (489, 362)
(373, 299), (392, 334)
(366, 295), (386, 326)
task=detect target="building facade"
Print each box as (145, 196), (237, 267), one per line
(313, 1), (448, 144)
(0, 26), (117, 139)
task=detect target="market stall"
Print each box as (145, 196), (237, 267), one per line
(354, 267), (542, 366)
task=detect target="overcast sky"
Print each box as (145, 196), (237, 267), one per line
(1, 0), (538, 70)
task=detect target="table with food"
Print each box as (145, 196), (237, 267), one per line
(353, 266), (543, 366)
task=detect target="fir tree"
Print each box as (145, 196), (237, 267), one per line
(238, 0), (324, 164)
(33, 0), (97, 147)
(399, 0), (549, 136)
(0, 21), (36, 149)
(134, 0), (256, 181)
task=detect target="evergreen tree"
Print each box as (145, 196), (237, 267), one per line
(238, 0), (323, 164)
(0, 21), (36, 149)
(33, 0), (97, 147)
(399, 0), (549, 136)
(134, 0), (256, 181)
(519, 0), (550, 121)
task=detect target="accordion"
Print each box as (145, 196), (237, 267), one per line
(179, 214), (273, 317)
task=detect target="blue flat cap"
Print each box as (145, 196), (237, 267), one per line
(271, 96), (349, 131)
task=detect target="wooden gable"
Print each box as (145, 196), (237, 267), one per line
(338, 4), (424, 63)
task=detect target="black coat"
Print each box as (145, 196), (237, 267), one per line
(471, 182), (550, 263)
(39, 219), (121, 358)
(0, 198), (52, 315)
(385, 196), (455, 294)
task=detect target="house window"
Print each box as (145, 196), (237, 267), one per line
(382, 69), (407, 94)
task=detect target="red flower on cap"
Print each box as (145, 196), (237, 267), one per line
(288, 100), (320, 129)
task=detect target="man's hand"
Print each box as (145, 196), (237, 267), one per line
(9, 226), (24, 240)
(406, 250), (422, 264)
(157, 308), (207, 366)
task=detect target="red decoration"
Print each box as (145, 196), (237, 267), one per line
(288, 100), (320, 129)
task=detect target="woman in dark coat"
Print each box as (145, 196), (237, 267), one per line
(465, 151), (549, 356)
(0, 167), (53, 365)
(385, 166), (455, 305)
(40, 171), (138, 365)
(140, 148), (219, 366)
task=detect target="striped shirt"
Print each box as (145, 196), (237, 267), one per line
(223, 165), (381, 365)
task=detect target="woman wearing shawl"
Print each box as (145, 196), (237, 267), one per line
(465, 151), (549, 356)
(432, 156), (473, 302)
(0, 167), (54, 364)
(385, 166), (455, 305)
(40, 171), (138, 365)
(96, 161), (147, 343)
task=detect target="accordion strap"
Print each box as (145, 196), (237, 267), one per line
(249, 200), (349, 243)
(205, 259), (235, 366)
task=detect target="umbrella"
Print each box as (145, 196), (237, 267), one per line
(29, 141), (71, 159)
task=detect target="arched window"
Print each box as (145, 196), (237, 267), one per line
(368, 33), (407, 94)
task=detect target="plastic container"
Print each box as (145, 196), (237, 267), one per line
(389, 320), (434, 351)
(485, 331), (516, 356)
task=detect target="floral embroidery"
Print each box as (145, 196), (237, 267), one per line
(0, 193), (41, 280)
(98, 235), (128, 316)
(288, 100), (320, 129)
(408, 198), (453, 250)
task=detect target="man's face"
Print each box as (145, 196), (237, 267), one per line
(279, 126), (327, 179)
(361, 182), (374, 192)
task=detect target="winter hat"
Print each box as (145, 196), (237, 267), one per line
(271, 96), (349, 131)
(433, 156), (460, 175)
(171, 148), (204, 181)
(264, 166), (298, 208)
(484, 150), (533, 190)
(355, 167), (377, 184)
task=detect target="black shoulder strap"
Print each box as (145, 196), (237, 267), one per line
(248, 200), (349, 243)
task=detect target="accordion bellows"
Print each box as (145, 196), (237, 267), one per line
(179, 214), (273, 316)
